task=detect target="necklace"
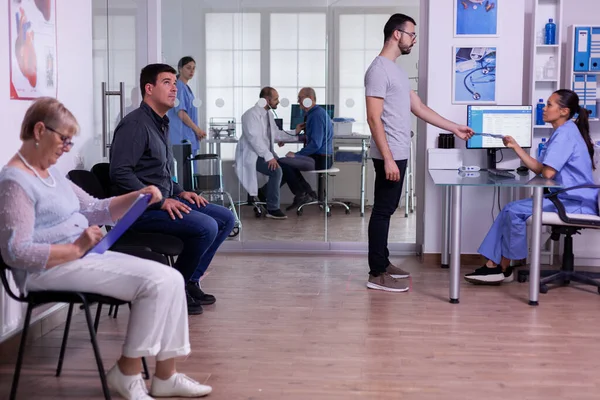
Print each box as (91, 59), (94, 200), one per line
(16, 151), (57, 188)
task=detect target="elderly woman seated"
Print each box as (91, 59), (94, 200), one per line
(0, 97), (211, 399)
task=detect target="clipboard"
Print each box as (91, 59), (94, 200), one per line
(84, 193), (151, 256)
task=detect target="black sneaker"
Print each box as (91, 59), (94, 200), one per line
(186, 291), (203, 315)
(464, 265), (504, 284)
(285, 194), (312, 211)
(186, 281), (216, 305)
(503, 267), (514, 283)
(266, 209), (288, 219)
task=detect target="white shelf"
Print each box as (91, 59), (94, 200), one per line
(534, 124), (553, 128)
(569, 71), (600, 75)
(536, 44), (560, 48)
(535, 79), (559, 82)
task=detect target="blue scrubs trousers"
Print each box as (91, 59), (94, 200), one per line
(478, 197), (591, 265)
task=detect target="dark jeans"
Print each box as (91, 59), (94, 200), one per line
(368, 158), (408, 276)
(279, 154), (333, 197)
(131, 198), (235, 283)
(256, 157), (283, 210)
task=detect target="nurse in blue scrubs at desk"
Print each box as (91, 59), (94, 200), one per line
(465, 89), (599, 284)
(168, 56), (206, 153)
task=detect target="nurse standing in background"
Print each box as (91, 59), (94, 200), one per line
(168, 56), (206, 153)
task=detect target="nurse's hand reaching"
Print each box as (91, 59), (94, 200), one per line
(502, 135), (519, 149)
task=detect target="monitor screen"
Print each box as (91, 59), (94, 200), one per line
(466, 105), (533, 149)
(290, 104), (335, 129)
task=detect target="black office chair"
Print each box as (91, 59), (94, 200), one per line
(67, 169), (184, 318)
(519, 184), (600, 293)
(0, 256), (153, 400)
(89, 163), (184, 265)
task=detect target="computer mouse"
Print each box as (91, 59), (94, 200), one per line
(516, 166), (528, 174)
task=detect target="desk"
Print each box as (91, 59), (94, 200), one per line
(429, 170), (562, 306)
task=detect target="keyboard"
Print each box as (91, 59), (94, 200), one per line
(488, 169), (515, 178)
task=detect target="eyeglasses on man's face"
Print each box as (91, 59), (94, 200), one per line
(397, 29), (417, 41)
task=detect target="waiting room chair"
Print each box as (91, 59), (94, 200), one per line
(0, 255), (156, 400)
(75, 165), (184, 267)
(519, 184), (600, 293)
(68, 168), (184, 317)
(296, 168), (351, 217)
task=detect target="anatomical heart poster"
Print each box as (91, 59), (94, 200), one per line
(9, 0), (57, 100)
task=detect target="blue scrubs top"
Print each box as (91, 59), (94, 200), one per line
(541, 120), (598, 212)
(168, 79), (199, 153)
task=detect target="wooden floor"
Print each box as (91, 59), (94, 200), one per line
(233, 204), (417, 243)
(2, 254), (600, 399)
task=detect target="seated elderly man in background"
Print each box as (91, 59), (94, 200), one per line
(281, 87), (334, 210)
(0, 97), (212, 399)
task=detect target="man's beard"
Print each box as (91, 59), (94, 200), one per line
(399, 43), (413, 55)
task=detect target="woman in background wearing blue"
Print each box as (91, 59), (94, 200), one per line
(168, 56), (206, 154)
(465, 89), (598, 284)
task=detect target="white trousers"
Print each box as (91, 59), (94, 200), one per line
(26, 251), (190, 361)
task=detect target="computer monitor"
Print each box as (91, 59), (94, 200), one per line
(466, 105), (533, 170)
(290, 104), (335, 130)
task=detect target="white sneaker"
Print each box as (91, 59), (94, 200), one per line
(150, 373), (212, 398)
(106, 364), (153, 400)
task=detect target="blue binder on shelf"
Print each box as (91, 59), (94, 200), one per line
(585, 75), (597, 118)
(573, 74), (586, 103)
(574, 27), (591, 71)
(590, 27), (600, 71)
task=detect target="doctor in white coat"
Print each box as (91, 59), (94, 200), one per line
(235, 87), (287, 219)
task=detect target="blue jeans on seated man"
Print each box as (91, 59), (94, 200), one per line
(255, 157), (283, 211)
(130, 198), (235, 284)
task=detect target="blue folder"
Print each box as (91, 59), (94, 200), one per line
(85, 194), (151, 256)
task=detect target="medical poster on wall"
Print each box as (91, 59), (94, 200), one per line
(9, 0), (58, 100)
(452, 47), (497, 104)
(454, 0), (498, 36)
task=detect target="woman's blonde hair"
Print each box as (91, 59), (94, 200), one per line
(20, 97), (79, 141)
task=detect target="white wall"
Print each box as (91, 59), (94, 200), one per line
(0, 0), (94, 341)
(1, 1), (94, 173)
(421, 0), (526, 254)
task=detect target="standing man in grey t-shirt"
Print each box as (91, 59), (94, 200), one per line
(365, 13), (474, 293)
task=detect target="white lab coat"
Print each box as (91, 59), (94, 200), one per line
(235, 105), (280, 196)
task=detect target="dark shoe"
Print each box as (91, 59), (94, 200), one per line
(285, 194), (312, 211)
(503, 267), (514, 283)
(266, 209), (288, 219)
(464, 265), (504, 284)
(186, 291), (203, 315)
(186, 281), (216, 305)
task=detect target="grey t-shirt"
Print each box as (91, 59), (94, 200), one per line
(364, 56), (412, 160)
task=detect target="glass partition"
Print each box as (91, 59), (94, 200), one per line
(161, 0), (419, 246)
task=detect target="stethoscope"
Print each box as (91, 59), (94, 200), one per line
(268, 104), (302, 137)
(460, 51), (496, 100)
